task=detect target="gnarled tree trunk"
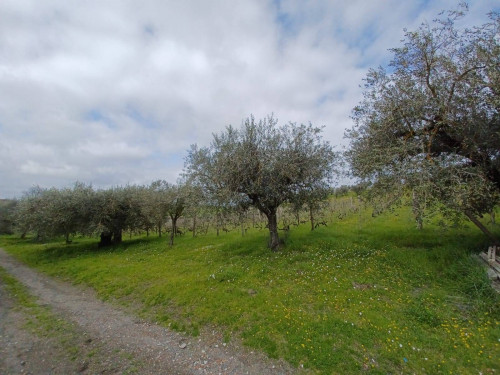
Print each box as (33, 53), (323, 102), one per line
(266, 209), (280, 251)
(113, 229), (122, 244)
(464, 211), (499, 246)
(98, 231), (112, 248)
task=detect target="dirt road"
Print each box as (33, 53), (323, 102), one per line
(0, 248), (295, 375)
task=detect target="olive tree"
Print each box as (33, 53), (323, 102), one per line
(93, 186), (143, 246)
(145, 180), (169, 237)
(13, 183), (94, 242)
(182, 182), (204, 237)
(346, 8), (500, 244)
(146, 180), (188, 245)
(186, 115), (337, 251)
(48, 182), (94, 243)
(136, 184), (156, 236)
(164, 183), (187, 246)
(184, 143), (242, 237)
(292, 185), (332, 231)
(0, 199), (17, 235)
(15, 186), (54, 240)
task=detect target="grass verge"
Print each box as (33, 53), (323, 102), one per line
(0, 266), (141, 373)
(1, 207), (499, 374)
(0, 266), (75, 341)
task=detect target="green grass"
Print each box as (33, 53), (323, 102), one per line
(1, 206), (499, 374)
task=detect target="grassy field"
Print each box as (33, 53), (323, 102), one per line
(1, 205), (499, 374)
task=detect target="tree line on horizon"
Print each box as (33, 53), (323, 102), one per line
(1, 6), (499, 248)
(1, 180), (363, 248)
(1, 114), (342, 250)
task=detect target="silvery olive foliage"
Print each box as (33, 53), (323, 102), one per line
(185, 115), (337, 250)
(0, 198), (16, 235)
(12, 179), (195, 246)
(92, 185), (145, 244)
(15, 183), (94, 242)
(346, 7), (500, 243)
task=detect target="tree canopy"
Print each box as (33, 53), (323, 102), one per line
(185, 115), (337, 250)
(0, 199), (17, 235)
(346, 8), (500, 243)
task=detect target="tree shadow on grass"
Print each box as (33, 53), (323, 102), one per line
(2, 235), (161, 265)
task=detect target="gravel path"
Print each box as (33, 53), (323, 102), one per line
(0, 248), (296, 375)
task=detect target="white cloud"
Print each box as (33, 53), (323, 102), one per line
(0, 0), (497, 197)
(20, 160), (77, 177)
(73, 141), (147, 160)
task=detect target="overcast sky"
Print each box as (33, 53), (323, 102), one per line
(0, 0), (498, 198)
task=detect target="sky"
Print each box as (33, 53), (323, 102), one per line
(0, 0), (498, 198)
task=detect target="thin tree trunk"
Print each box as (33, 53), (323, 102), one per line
(464, 210), (499, 245)
(240, 212), (245, 236)
(267, 209), (280, 251)
(309, 204), (315, 231)
(169, 217), (177, 246)
(412, 190), (423, 230)
(192, 213), (197, 237)
(158, 223), (162, 238)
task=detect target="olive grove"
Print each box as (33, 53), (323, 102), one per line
(346, 8), (500, 243)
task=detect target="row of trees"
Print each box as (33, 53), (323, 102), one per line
(4, 6), (499, 249)
(7, 181), (363, 246)
(14, 181), (192, 247)
(181, 4), (500, 251)
(7, 117), (338, 250)
(0, 199), (16, 235)
(5, 115), (337, 250)
(10, 116), (336, 250)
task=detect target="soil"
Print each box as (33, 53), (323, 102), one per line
(0, 248), (296, 375)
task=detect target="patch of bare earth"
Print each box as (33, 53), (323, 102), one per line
(0, 282), (142, 374)
(0, 249), (295, 375)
